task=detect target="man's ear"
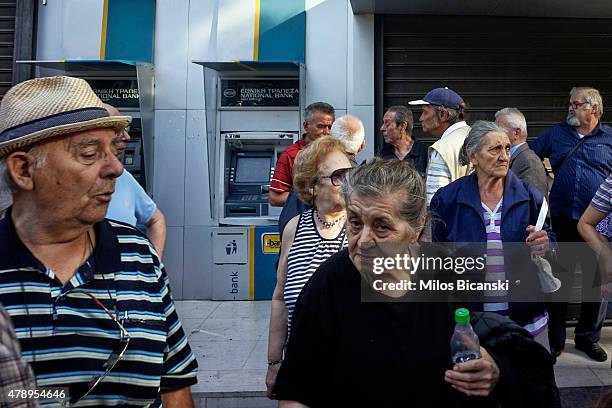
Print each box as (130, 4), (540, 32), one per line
(399, 121), (408, 134)
(6, 152), (35, 191)
(438, 108), (448, 121)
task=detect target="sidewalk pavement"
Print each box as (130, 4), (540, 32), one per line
(176, 300), (612, 408)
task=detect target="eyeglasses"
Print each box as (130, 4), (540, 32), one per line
(63, 292), (130, 406)
(568, 101), (589, 110)
(318, 167), (352, 186)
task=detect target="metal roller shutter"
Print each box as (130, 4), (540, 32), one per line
(0, 1), (15, 98)
(376, 15), (612, 148)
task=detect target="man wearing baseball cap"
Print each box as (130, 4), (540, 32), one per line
(0, 76), (197, 406)
(409, 87), (471, 204)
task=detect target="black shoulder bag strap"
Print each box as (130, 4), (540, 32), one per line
(556, 136), (588, 172)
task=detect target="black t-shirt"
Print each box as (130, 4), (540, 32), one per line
(380, 139), (429, 176)
(274, 249), (497, 408)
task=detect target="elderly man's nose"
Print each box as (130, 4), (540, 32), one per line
(102, 151), (124, 177)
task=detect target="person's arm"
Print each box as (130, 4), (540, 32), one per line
(577, 205), (608, 254)
(269, 150), (293, 207)
(161, 387), (194, 408)
(426, 151), (452, 206)
(0, 308), (38, 408)
(578, 205), (611, 295)
(266, 216), (298, 398)
(529, 128), (552, 160)
(429, 191), (447, 242)
(269, 190), (289, 207)
(145, 208), (167, 258)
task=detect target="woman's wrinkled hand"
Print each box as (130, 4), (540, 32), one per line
(444, 347), (500, 397)
(266, 363), (281, 399)
(526, 225), (549, 256)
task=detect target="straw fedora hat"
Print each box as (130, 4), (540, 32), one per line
(0, 76), (131, 158)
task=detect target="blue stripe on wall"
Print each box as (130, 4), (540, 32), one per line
(105, 0), (155, 63)
(258, 0), (305, 63)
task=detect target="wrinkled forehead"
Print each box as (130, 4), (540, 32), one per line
(310, 110), (334, 123)
(347, 191), (405, 221)
(481, 131), (510, 147)
(50, 127), (119, 152)
(318, 150), (351, 173)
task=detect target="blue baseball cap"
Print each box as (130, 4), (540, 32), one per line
(409, 87), (464, 109)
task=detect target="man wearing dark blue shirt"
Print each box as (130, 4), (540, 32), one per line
(531, 86), (612, 362)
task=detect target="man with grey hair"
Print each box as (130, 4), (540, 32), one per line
(379, 106), (428, 176)
(531, 87), (612, 362)
(330, 114), (365, 162)
(269, 102), (335, 207)
(409, 88), (471, 204)
(495, 107), (548, 198)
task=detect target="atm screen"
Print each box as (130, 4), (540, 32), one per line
(235, 156), (271, 183)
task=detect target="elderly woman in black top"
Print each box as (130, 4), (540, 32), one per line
(273, 158), (560, 408)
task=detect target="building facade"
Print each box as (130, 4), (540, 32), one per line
(26, 0), (612, 299)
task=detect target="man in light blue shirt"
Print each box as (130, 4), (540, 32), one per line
(105, 104), (167, 257)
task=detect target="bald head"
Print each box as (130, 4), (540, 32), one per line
(103, 103), (121, 118)
(103, 104), (130, 156)
(330, 114), (365, 155)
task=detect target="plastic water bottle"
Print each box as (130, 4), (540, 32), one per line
(450, 308), (481, 364)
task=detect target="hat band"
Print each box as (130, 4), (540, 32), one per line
(0, 107), (109, 143)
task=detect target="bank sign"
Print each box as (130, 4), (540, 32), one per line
(88, 79), (140, 109)
(221, 79), (299, 107)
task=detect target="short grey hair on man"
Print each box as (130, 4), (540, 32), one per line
(459, 120), (508, 166)
(386, 106), (414, 135)
(330, 114), (365, 155)
(570, 87), (603, 119)
(0, 160), (12, 212)
(304, 101), (335, 124)
(495, 107), (528, 136)
(342, 158), (427, 230)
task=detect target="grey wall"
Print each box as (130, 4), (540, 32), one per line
(34, 0), (374, 299)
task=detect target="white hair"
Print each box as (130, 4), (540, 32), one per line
(0, 160), (12, 212)
(330, 114), (365, 155)
(494, 107), (528, 136)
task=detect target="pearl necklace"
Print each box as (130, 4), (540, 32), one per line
(315, 209), (345, 229)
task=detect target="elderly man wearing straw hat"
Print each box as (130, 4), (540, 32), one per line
(0, 76), (197, 407)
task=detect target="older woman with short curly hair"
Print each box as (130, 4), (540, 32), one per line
(266, 136), (351, 398)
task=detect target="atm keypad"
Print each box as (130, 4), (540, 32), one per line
(241, 194), (259, 201)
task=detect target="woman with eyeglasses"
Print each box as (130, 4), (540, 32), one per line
(266, 136), (351, 398)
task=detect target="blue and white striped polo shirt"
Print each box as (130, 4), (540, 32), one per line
(0, 211), (198, 406)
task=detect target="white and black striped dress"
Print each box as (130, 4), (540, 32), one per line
(284, 208), (347, 333)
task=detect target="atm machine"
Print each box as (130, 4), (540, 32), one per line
(221, 132), (294, 221)
(197, 61), (305, 300)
